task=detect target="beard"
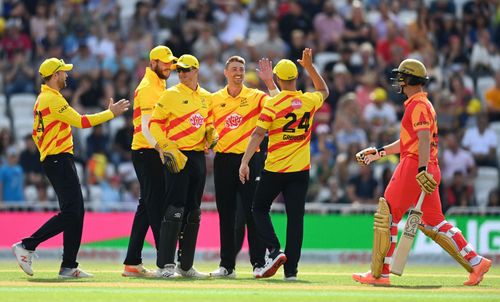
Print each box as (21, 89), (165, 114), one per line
(154, 65), (169, 80)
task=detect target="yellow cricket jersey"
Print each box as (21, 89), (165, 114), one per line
(131, 67), (167, 150)
(150, 83), (213, 151)
(32, 84), (114, 161)
(257, 90), (324, 173)
(212, 85), (269, 154)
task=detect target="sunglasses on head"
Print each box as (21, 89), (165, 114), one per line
(177, 67), (194, 73)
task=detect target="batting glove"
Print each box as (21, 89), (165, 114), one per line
(416, 169), (437, 194)
(355, 147), (386, 165)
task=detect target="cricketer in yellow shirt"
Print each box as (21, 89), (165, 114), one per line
(13, 58), (129, 278)
(209, 56), (279, 278)
(149, 54), (214, 278)
(239, 48), (329, 280)
(123, 45), (177, 277)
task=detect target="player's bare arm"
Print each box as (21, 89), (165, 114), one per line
(239, 126), (266, 184)
(297, 48), (329, 100)
(416, 130), (437, 194)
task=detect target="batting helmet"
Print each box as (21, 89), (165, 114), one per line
(390, 59), (429, 86)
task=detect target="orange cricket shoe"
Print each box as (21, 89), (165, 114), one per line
(463, 258), (492, 286)
(122, 263), (155, 277)
(352, 271), (391, 286)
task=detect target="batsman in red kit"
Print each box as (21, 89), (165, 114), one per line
(352, 59), (491, 286)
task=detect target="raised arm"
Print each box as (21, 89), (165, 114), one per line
(297, 48), (329, 100)
(257, 58), (279, 96)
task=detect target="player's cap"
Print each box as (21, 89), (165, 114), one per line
(370, 87), (387, 102)
(273, 59), (298, 81)
(171, 54), (199, 70)
(39, 58), (73, 77)
(149, 45), (177, 63)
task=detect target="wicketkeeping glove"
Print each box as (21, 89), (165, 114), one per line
(416, 170), (437, 194)
(160, 143), (187, 174)
(205, 125), (219, 149)
(355, 147), (386, 165)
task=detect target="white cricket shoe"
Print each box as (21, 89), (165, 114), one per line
(209, 266), (236, 278)
(156, 264), (177, 278)
(175, 265), (209, 278)
(58, 267), (94, 279)
(12, 242), (35, 276)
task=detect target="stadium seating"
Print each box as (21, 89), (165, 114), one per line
(474, 167), (499, 207)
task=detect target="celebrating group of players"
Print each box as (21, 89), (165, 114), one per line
(11, 44), (491, 285)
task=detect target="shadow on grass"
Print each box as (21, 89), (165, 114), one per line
(391, 285), (442, 289)
(28, 278), (91, 283)
(259, 279), (311, 284)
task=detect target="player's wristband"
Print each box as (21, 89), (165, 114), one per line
(418, 166), (427, 173)
(377, 147), (386, 157)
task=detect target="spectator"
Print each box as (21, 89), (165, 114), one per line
(363, 87), (397, 142)
(250, 20), (286, 62)
(1, 18), (32, 62)
(444, 171), (475, 212)
(112, 113), (133, 164)
(3, 50), (35, 101)
(278, 1), (312, 46)
(487, 188), (499, 207)
(484, 71), (500, 121)
(462, 114), (498, 167)
(346, 164), (378, 204)
(442, 133), (476, 185)
(19, 134), (42, 184)
(342, 1), (372, 45)
(214, 2), (249, 47)
(313, 1), (344, 52)
(86, 124), (110, 160)
(0, 128), (15, 161)
(192, 25), (221, 60)
(375, 21), (409, 66)
(0, 146), (24, 203)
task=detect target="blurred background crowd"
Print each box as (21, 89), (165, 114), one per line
(0, 0), (499, 212)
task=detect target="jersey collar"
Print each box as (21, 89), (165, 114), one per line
(222, 84), (250, 98)
(404, 91), (428, 108)
(145, 67), (166, 88)
(41, 84), (63, 97)
(178, 82), (200, 94)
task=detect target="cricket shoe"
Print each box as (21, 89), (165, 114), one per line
(352, 271), (390, 286)
(284, 275), (298, 281)
(210, 266), (236, 278)
(175, 265), (209, 278)
(12, 242), (36, 276)
(122, 263), (155, 277)
(59, 267), (94, 279)
(156, 264), (178, 278)
(254, 251), (287, 279)
(464, 258), (492, 286)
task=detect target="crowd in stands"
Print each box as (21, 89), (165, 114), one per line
(0, 0), (500, 212)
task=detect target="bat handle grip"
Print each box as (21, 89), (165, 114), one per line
(414, 191), (426, 211)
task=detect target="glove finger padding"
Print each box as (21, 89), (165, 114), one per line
(416, 170), (437, 194)
(163, 149), (187, 173)
(205, 126), (219, 149)
(355, 147), (378, 165)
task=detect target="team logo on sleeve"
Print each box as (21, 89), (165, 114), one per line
(189, 113), (205, 128)
(225, 113), (243, 129)
(291, 99), (302, 109)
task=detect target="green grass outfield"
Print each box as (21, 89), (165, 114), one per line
(0, 261), (499, 302)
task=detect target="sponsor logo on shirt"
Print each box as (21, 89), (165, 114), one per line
(225, 113), (243, 130)
(190, 113), (205, 128)
(282, 134), (306, 141)
(291, 99), (302, 109)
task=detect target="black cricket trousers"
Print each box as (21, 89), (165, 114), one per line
(252, 170), (309, 278)
(22, 153), (84, 269)
(124, 149), (167, 266)
(214, 152), (265, 270)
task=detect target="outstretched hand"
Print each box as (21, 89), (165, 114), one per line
(297, 48), (313, 69)
(108, 98), (130, 116)
(257, 58), (273, 82)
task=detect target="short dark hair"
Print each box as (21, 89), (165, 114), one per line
(225, 56), (245, 69)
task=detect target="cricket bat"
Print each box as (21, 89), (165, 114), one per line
(391, 191), (426, 276)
